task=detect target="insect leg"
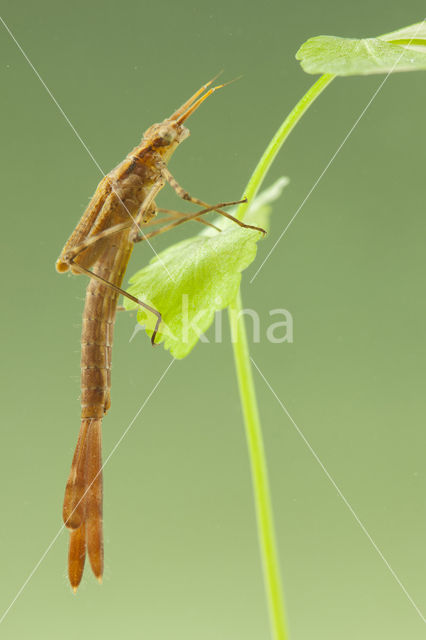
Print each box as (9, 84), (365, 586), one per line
(131, 200), (245, 244)
(68, 259), (162, 345)
(157, 208), (221, 231)
(57, 180), (166, 273)
(56, 220), (134, 272)
(160, 166), (266, 235)
(128, 179), (165, 242)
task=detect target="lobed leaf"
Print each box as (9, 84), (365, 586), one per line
(296, 21), (426, 76)
(124, 178), (288, 359)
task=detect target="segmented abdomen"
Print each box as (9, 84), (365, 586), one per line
(80, 235), (133, 419)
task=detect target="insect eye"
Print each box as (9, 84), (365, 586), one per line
(157, 128), (175, 145)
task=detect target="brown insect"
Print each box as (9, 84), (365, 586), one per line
(56, 76), (265, 591)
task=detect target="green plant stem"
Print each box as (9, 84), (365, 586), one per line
(236, 73), (334, 220)
(228, 73), (334, 640)
(229, 291), (288, 637)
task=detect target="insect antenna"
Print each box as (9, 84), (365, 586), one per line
(169, 71), (224, 121)
(176, 77), (241, 124)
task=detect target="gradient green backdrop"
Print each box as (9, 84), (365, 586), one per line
(1, 1), (425, 638)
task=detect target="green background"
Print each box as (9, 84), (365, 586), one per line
(1, 1), (425, 638)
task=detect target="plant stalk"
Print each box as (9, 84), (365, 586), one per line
(236, 73), (334, 219)
(228, 73), (334, 640)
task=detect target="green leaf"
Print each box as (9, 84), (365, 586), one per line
(380, 22), (426, 45)
(296, 21), (426, 76)
(124, 177), (288, 359)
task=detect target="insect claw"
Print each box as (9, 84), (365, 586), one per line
(249, 223), (267, 235)
(150, 315), (162, 346)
